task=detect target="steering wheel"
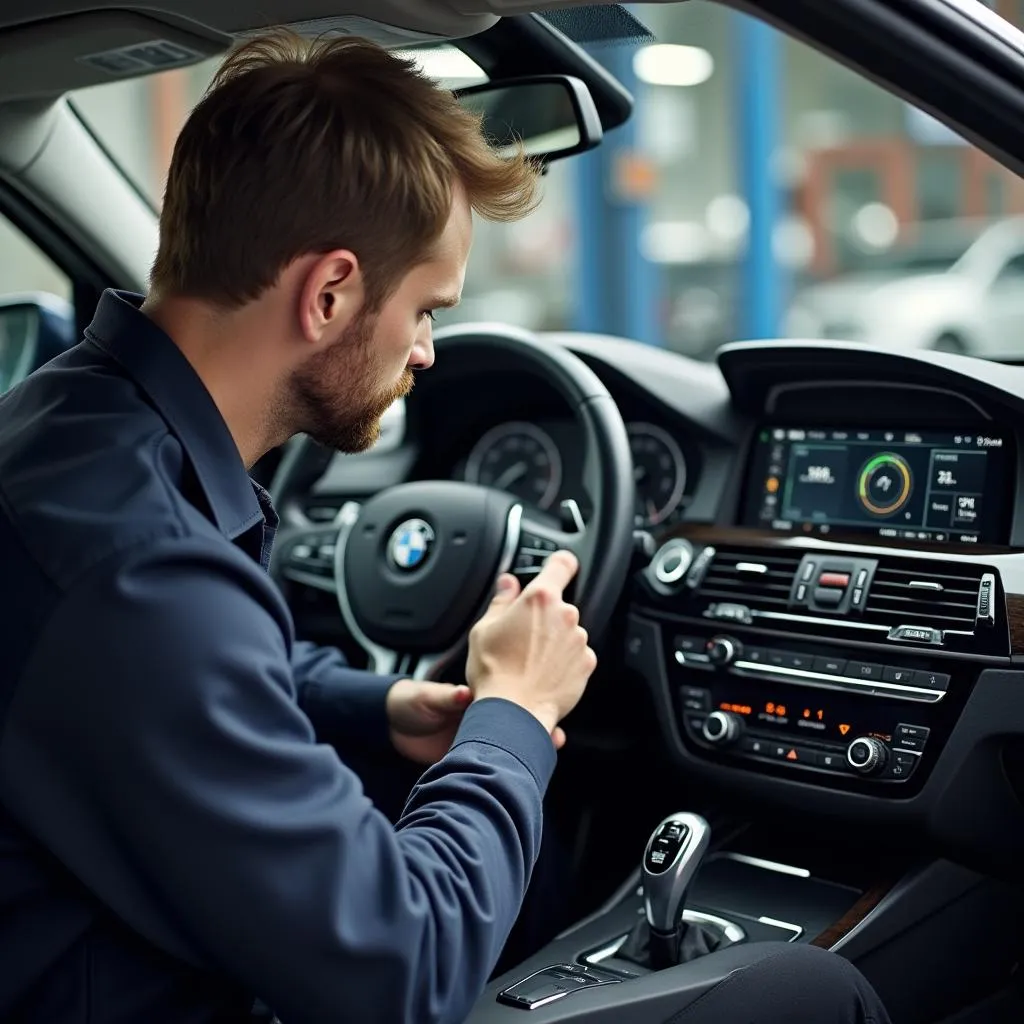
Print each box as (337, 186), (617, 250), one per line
(269, 325), (635, 681)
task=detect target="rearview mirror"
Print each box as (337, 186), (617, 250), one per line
(0, 293), (74, 394)
(456, 74), (603, 164)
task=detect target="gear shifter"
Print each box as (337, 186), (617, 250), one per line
(615, 812), (715, 971)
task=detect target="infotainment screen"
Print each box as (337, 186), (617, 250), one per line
(742, 427), (1010, 545)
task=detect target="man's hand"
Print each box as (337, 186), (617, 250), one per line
(467, 552), (597, 737)
(387, 679), (567, 765)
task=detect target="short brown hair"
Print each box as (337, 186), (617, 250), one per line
(151, 30), (541, 309)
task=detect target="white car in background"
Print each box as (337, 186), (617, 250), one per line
(785, 216), (1024, 358)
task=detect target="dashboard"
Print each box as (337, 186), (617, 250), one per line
(276, 332), (1024, 875)
(457, 418), (693, 530)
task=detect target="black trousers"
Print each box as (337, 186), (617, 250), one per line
(662, 943), (890, 1024)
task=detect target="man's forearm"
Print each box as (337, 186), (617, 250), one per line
(292, 640), (403, 749)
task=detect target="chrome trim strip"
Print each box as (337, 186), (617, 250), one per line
(583, 911), (747, 965)
(732, 660), (945, 703)
(909, 580), (943, 591)
(758, 915), (804, 939)
(736, 562), (768, 574)
(749, 610), (890, 632)
(281, 567), (335, 593)
(722, 852), (811, 878)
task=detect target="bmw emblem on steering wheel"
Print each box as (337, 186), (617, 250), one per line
(388, 518), (435, 571)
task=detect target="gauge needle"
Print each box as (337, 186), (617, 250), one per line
(493, 461), (529, 490)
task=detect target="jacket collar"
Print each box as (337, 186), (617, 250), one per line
(85, 289), (266, 541)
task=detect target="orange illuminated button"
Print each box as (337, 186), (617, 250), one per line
(838, 723), (851, 736)
(785, 748), (799, 761)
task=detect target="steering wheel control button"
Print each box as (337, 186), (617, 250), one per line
(847, 736), (889, 775)
(644, 821), (690, 874)
(702, 710), (742, 746)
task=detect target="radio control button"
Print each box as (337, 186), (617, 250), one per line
(681, 687), (711, 712)
(739, 736), (769, 757)
(882, 665), (916, 684)
(895, 724), (930, 750)
(706, 636), (741, 666)
(703, 710), (743, 745)
(847, 736), (889, 775)
(685, 715), (706, 736)
(915, 670), (950, 691)
(845, 661), (883, 682)
(817, 750), (850, 772)
(788, 652), (815, 671)
(742, 647), (769, 664)
(890, 750), (919, 779)
(813, 656), (847, 676)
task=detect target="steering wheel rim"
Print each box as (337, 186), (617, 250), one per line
(270, 323), (635, 680)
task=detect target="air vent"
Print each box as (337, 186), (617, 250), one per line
(699, 549), (802, 610)
(862, 561), (983, 631)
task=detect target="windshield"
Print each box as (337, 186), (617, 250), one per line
(69, 0), (1024, 360)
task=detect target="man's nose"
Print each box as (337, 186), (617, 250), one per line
(409, 325), (435, 370)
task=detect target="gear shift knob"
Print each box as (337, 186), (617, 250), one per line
(642, 812), (711, 934)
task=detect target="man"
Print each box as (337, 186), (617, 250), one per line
(0, 30), (889, 1024)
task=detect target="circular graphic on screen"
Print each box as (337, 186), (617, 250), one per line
(857, 452), (913, 517)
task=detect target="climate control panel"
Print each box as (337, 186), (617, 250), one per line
(672, 632), (948, 787)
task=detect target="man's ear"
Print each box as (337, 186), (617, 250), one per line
(297, 249), (364, 346)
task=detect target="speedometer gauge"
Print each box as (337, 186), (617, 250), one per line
(628, 422), (687, 528)
(465, 422), (562, 510)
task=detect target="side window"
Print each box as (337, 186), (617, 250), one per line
(994, 252), (1024, 285)
(0, 214), (74, 394)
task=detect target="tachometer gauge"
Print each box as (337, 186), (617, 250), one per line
(465, 421), (562, 510)
(628, 422), (687, 528)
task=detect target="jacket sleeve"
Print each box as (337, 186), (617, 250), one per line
(0, 536), (556, 1024)
(291, 640), (403, 751)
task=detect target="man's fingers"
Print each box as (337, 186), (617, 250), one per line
(427, 683), (472, 713)
(552, 727), (567, 750)
(526, 550), (579, 596)
(488, 573), (521, 609)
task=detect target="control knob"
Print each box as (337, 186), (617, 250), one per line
(702, 710), (743, 746)
(847, 736), (889, 776)
(706, 635), (741, 666)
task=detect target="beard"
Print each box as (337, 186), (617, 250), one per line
(289, 310), (415, 453)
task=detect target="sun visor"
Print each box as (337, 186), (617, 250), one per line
(0, 11), (228, 102)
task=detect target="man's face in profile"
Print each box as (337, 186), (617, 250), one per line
(291, 188), (472, 453)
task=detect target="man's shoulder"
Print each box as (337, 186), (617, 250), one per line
(0, 342), (223, 592)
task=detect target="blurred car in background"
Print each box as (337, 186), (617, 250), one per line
(784, 216), (1024, 358)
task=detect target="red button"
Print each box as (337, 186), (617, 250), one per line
(818, 572), (850, 588)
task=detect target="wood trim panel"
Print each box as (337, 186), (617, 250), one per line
(811, 880), (895, 948)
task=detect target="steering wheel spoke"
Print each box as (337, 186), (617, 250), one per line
(516, 499), (590, 590)
(276, 520), (343, 594)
